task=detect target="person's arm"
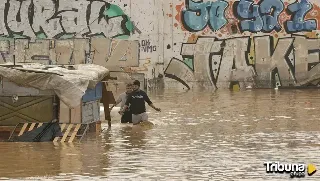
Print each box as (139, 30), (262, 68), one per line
(144, 92), (161, 112)
(120, 94), (132, 114)
(110, 95), (122, 110)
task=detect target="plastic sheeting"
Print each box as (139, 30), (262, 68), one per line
(0, 63), (109, 108)
(13, 122), (62, 142)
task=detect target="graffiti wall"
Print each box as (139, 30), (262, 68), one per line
(0, 0), (133, 38)
(0, 0), (319, 90)
(0, 0), (143, 85)
(0, 0), (165, 91)
(164, 0), (320, 89)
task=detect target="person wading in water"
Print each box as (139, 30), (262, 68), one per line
(110, 83), (133, 123)
(120, 80), (161, 125)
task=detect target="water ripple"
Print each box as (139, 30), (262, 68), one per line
(0, 89), (320, 180)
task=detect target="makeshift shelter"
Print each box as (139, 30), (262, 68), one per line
(0, 63), (110, 142)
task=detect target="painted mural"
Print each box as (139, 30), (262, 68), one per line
(165, 0), (320, 89)
(0, 0), (319, 90)
(0, 0), (141, 80)
(0, 0), (133, 39)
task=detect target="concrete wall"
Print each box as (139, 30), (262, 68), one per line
(0, 0), (319, 90)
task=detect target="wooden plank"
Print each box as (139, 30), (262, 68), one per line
(28, 123), (36, 131)
(68, 124), (81, 143)
(60, 100), (82, 124)
(53, 135), (60, 142)
(37, 123), (43, 128)
(18, 123), (28, 136)
(59, 100), (70, 123)
(101, 83), (112, 127)
(60, 123), (66, 131)
(60, 124), (73, 142)
(70, 105), (81, 124)
(53, 123), (67, 142)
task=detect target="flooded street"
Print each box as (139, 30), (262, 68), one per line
(1, 89), (320, 180)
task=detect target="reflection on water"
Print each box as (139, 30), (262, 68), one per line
(1, 89), (320, 180)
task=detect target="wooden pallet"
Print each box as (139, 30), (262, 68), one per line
(8, 122), (89, 143)
(53, 123), (89, 143)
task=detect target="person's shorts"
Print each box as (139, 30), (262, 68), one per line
(132, 112), (148, 124)
(121, 111), (132, 123)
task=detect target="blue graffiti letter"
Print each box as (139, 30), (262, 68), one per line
(236, 0), (263, 32)
(260, 0), (284, 32)
(208, 0), (228, 31)
(285, 0), (317, 33)
(182, 0), (211, 31)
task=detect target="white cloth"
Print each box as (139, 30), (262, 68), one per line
(116, 92), (128, 109)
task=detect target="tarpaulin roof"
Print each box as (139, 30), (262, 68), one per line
(0, 63), (109, 108)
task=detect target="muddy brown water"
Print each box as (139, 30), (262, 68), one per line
(0, 89), (320, 180)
